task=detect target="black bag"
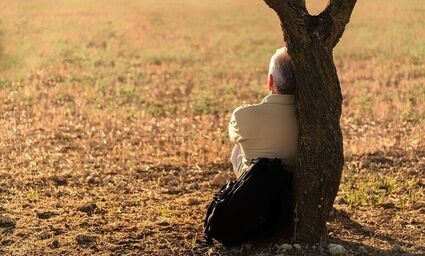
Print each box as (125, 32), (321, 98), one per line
(204, 158), (293, 246)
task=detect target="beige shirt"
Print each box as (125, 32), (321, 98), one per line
(229, 94), (298, 176)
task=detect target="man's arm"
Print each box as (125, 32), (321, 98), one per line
(228, 109), (242, 144)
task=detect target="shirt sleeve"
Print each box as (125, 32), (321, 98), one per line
(230, 144), (240, 170)
(228, 108), (242, 144)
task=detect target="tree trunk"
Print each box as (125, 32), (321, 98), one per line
(263, 0), (357, 242)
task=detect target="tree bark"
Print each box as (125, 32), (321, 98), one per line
(263, 0), (357, 242)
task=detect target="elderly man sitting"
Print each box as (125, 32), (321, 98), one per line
(229, 47), (298, 178)
(204, 49), (297, 244)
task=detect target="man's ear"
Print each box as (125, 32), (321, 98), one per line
(268, 74), (274, 92)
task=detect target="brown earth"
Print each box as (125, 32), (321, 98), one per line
(0, 0), (424, 255)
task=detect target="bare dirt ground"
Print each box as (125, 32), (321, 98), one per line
(1, 0), (424, 255)
(1, 85), (423, 255)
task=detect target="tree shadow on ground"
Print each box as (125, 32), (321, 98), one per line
(328, 208), (425, 256)
(196, 158), (424, 255)
(206, 205), (424, 256)
(210, 218), (425, 256)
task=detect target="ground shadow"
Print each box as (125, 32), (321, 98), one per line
(206, 218), (424, 256)
(329, 208), (425, 256)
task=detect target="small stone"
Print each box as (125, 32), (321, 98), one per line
(52, 176), (68, 186)
(418, 178), (425, 188)
(187, 197), (200, 205)
(211, 173), (227, 186)
(293, 243), (302, 250)
(377, 156), (394, 165)
(328, 243), (346, 255)
(157, 220), (170, 227)
(379, 202), (397, 209)
(36, 211), (58, 219)
(0, 206), (6, 212)
(0, 216), (16, 229)
(78, 202), (98, 215)
(1, 239), (13, 246)
(87, 176), (101, 185)
(48, 227), (62, 236)
(282, 243), (292, 250)
(38, 231), (51, 240)
(76, 234), (97, 244)
(49, 239), (60, 249)
(165, 187), (180, 194)
(276, 243), (293, 252)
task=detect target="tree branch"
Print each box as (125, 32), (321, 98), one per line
(317, 0), (357, 49)
(264, 0), (309, 46)
(264, 0), (306, 15)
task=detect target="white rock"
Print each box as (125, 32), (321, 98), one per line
(328, 243), (347, 255)
(293, 243), (302, 250)
(276, 243), (293, 251)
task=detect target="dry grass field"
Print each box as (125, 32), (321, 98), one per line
(0, 0), (424, 255)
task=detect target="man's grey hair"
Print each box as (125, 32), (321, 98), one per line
(268, 47), (296, 94)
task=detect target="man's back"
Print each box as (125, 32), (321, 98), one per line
(229, 94), (298, 177)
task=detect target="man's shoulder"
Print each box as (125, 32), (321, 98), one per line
(232, 103), (261, 124)
(232, 102), (263, 115)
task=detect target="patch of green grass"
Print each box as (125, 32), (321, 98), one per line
(0, 79), (11, 90)
(142, 48), (197, 65)
(115, 84), (145, 106)
(192, 91), (220, 114)
(26, 187), (39, 202)
(144, 103), (166, 116)
(339, 169), (422, 207)
(353, 94), (373, 117)
(191, 83), (236, 115)
(400, 110), (421, 123)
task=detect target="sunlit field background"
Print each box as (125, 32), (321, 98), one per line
(0, 0), (424, 255)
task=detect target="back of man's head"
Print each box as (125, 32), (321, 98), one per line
(268, 48), (296, 94)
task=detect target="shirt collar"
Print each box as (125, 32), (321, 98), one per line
(261, 94), (295, 105)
